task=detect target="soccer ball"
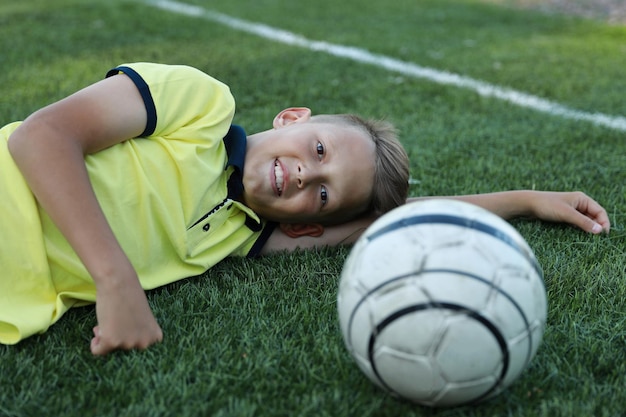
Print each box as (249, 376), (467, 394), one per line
(337, 199), (547, 408)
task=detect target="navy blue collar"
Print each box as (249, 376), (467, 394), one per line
(223, 124), (278, 246)
(223, 124), (247, 200)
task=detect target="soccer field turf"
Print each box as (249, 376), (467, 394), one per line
(1, 1), (624, 416)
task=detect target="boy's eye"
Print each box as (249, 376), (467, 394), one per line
(316, 142), (325, 159)
(320, 186), (328, 205)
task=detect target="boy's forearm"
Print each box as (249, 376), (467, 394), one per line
(7, 74), (147, 285)
(407, 190), (534, 220)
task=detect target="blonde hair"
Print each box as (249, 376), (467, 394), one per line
(311, 114), (410, 219)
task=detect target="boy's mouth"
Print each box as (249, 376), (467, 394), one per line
(274, 159), (284, 196)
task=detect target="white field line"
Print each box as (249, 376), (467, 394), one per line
(147, 0), (626, 132)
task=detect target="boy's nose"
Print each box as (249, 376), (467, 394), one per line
(297, 165), (303, 188)
(296, 165), (322, 188)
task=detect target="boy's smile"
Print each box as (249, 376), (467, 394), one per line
(273, 158), (285, 196)
(242, 111), (376, 226)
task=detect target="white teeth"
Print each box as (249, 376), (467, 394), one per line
(274, 160), (283, 195)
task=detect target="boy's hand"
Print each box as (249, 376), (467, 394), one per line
(90, 276), (163, 356)
(528, 191), (611, 234)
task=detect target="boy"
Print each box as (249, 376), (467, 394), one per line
(1, 63), (610, 356)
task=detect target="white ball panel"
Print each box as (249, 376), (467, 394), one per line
(435, 316), (504, 382)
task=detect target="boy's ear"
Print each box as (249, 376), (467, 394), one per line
(273, 107), (312, 129)
(279, 222), (324, 238)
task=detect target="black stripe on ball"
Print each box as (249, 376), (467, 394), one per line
(365, 213), (543, 282)
(347, 269), (535, 371)
(367, 302), (509, 405)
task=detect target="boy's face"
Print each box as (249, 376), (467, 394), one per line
(242, 114), (375, 225)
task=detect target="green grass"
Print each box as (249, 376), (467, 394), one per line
(1, 0), (625, 416)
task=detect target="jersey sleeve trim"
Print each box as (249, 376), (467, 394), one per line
(106, 66), (157, 137)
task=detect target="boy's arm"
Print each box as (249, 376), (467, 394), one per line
(8, 74), (162, 355)
(261, 190), (610, 254)
(411, 190), (610, 234)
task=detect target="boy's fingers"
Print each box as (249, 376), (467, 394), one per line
(90, 337), (106, 356)
(564, 205), (605, 235)
(573, 194), (611, 233)
(585, 218), (604, 234)
(90, 326), (101, 354)
(90, 328), (112, 356)
(90, 327), (120, 356)
(89, 327), (163, 356)
(586, 204), (610, 233)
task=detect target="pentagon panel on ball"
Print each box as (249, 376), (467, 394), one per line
(337, 199), (547, 408)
